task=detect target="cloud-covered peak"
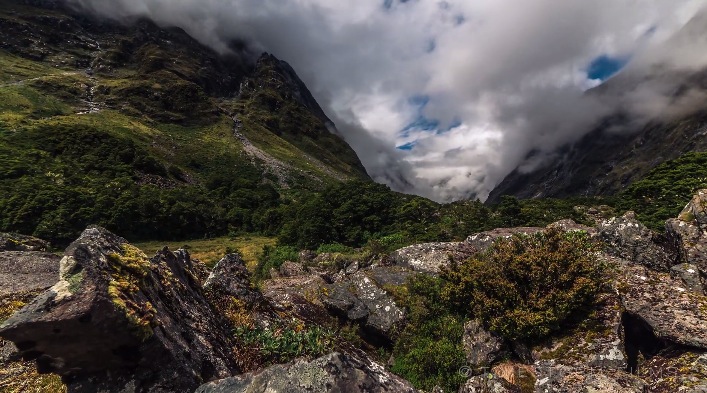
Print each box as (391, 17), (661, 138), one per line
(69, 0), (707, 202)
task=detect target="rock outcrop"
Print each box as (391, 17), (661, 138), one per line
(195, 352), (418, 393)
(0, 251), (60, 296)
(668, 189), (707, 281)
(391, 242), (476, 274)
(0, 226), (236, 392)
(462, 320), (507, 371)
(0, 233), (50, 252)
(598, 211), (675, 271)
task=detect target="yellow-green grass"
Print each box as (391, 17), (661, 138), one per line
(135, 236), (276, 270)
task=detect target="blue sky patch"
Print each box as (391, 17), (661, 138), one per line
(587, 55), (629, 81)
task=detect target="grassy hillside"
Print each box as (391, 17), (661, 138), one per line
(0, 2), (368, 245)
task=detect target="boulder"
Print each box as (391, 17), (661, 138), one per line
(462, 320), (507, 370)
(262, 274), (332, 325)
(0, 251), (60, 297)
(0, 233), (50, 252)
(598, 212), (674, 271)
(667, 190), (707, 279)
(534, 361), (645, 393)
(204, 253), (266, 308)
(0, 226), (236, 393)
(671, 263), (704, 295)
(321, 269), (405, 343)
(391, 242), (476, 274)
(618, 262), (707, 349)
(279, 261), (306, 277)
(546, 219), (596, 235)
(194, 352), (418, 393)
(459, 372), (519, 393)
(465, 227), (544, 253)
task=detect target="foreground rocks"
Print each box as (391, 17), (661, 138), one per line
(0, 232), (50, 252)
(0, 227), (236, 392)
(195, 352), (418, 393)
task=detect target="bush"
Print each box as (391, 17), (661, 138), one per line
(254, 245), (300, 280)
(234, 322), (334, 364)
(391, 275), (467, 393)
(441, 228), (604, 342)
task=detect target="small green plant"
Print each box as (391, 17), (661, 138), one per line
(391, 275), (467, 393)
(234, 322), (335, 364)
(441, 228), (605, 342)
(254, 245), (300, 280)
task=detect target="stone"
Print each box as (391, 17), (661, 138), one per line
(459, 373), (519, 393)
(671, 263), (704, 295)
(534, 361), (645, 393)
(667, 191), (707, 281)
(598, 212), (674, 271)
(321, 270), (405, 342)
(462, 320), (507, 370)
(0, 226), (236, 393)
(391, 242), (477, 274)
(279, 261), (306, 277)
(465, 227), (544, 253)
(0, 252), (60, 296)
(618, 262), (707, 349)
(195, 352), (418, 393)
(204, 253), (266, 308)
(0, 233), (50, 252)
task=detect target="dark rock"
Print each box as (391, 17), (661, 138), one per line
(462, 320), (507, 370)
(598, 211), (674, 271)
(0, 226), (236, 392)
(391, 242), (477, 274)
(671, 263), (704, 295)
(204, 253), (265, 308)
(279, 261), (306, 277)
(298, 250), (316, 264)
(0, 233), (50, 252)
(195, 352), (418, 393)
(667, 190), (707, 280)
(0, 252), (60, 296)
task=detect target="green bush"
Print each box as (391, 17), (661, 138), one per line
(254, 245), (300, 280)
(441, 228), (604, 342)
(234, 323), (334, 364)
(391, 275), (467, 393)
(316, 243), (354, 254)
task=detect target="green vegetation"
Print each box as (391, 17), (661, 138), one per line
(614, 152), (707, 230)
(441, 229), (605, 342)
(234, 322), (335, 364)
(390, 275), (467, 393)
(253, 245), (300, 280)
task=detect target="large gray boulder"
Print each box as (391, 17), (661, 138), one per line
(598, 211), (674, 271)
(391, 242), (476, 274)
(195, 352), (418, 393)
(534, 361), (645, 393)
(465, 227), (544, 253)
(618, 262), (707, 349)
(0, 226), (236, 393)
(462, 320), (507, 371)
(321, 270), (405, 342)
(667, 190), (707, 281)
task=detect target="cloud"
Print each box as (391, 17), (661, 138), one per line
(67, 0), (707, 202)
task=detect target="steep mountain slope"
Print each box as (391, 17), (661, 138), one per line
(488, 11), (707, 204)
(0, 0), (368, 244)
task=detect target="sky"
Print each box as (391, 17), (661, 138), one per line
(69, 0), (707, 202)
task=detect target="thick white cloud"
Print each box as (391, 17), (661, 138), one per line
(68, 0), (707, 201)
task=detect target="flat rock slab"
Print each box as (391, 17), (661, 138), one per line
(195, 352), (418, 393)
(391, 242), (477, 273)
(0, 251), (60, 296)
(619, 263), (707, 349)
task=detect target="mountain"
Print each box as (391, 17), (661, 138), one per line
(0, 0), (369, 244)
(487, 10), (707, 204)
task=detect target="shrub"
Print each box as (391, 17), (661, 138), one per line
(253, 245), (300, 280)
(441, 228), (604, 342)
(391, 275), (467, 393)
(234, 322), (334, 364)
(316, 243), (354, 254)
